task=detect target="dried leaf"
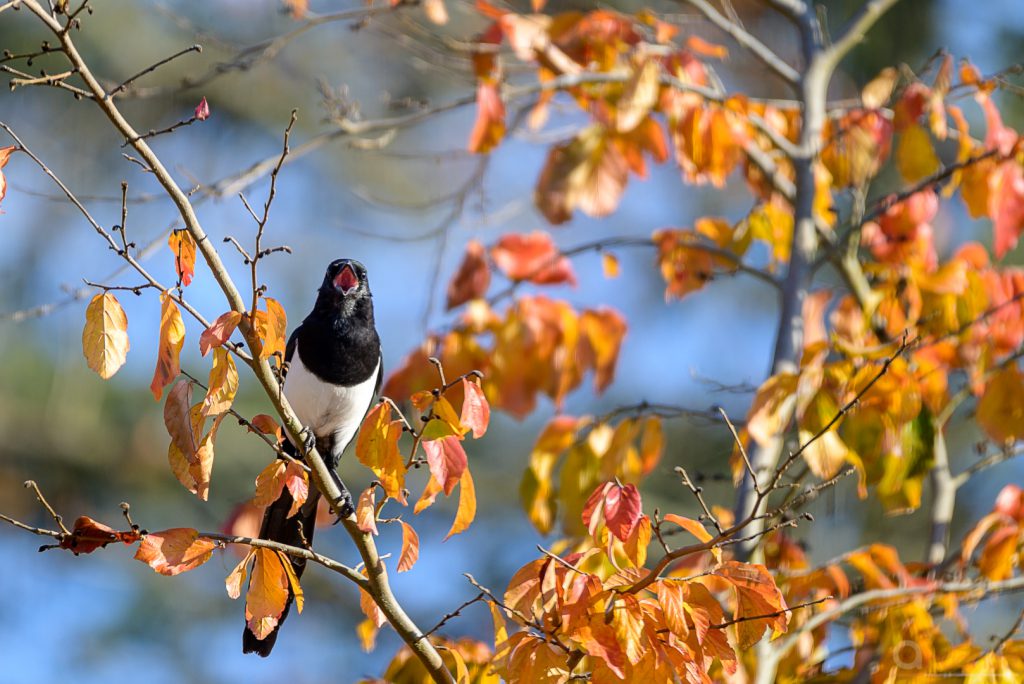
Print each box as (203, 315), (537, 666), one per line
(150, 292), (185, 400)
(134, 528), (216, 576)
(82, 293), (130, 379)
(59, 516), (141, 555)
(164, 380), (199, 461)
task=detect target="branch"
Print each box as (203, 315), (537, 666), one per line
(16, 3), (453, 680)
(822, 0), (901, 71)
(680, 0), (799, 84)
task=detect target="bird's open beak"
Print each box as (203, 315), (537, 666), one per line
(334, 264), (359, 294)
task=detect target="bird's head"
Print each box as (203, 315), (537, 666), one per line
(317, 259), (372, 315)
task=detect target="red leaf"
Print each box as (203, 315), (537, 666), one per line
(60, 516), (140, 555)
(0, 146), (16, 207)
(446, 240), (491, 310)
(248, 414), (283, 441)
(194, 97), (210, 121)
(421, 435), (468, 496)
(134, 528), (216, 576)
(582, 481), (643, 542)
(989, 161), (1024, 259)
(460, 378), (490, 438)
(199, 311), (242, 356)
(490, 231), (577, 285)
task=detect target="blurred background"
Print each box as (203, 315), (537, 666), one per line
(1, 1), (1022, 682)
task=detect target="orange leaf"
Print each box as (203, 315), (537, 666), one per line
(468, 82), (506, 154)
(989, 160), (1024, 259)
(191, 413), (225, 501)
(59, 516), (141, 555)
(446, 240), (491, 310)
(355, 402), (407, 503)
(978, 524), (1019, 580)
(245, 548), (290, 641)
(746, 372), (798, 447)
(82, 293), (130, 380)
(248, 414), (283, 441)
(226, 549), (254, 599)
(252, 460), (288, 507)
(201, 347), (238, 416)
(277, 550), (304, 613)
(150, 292), (185, 400)
(601, 252), (620, 279)
(714, 561), (790, 649)
(444, 468), (477, 540)
(616, 59), (660, 133)
(167, 230), (197, 287)
(577, 307), (626, 392)
(583, 481), (642, 542)
(134, 528), (216, 576)
(284, 462), (309, 519)
(460, 378), (490, 438)
(422, 434), (468, 496)
(535, 126), (629, 224)
(356, 486), (379, 535)
(397, 520), (420, 572)
(490, 231), (577, 285)
(686, 35), (728, 59)
(253, 298), (287, 361)
(199, 310), (242, 356)
(167, 402), (206, 495)
(414, 475), (443, 514)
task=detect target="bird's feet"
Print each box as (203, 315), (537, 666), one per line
(299, 427), (316, 455)
(331, 487), (355, 522)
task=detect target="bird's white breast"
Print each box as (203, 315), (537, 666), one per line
(283, 340), (379, 451)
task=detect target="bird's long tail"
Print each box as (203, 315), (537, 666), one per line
(242, 442), (319, 657)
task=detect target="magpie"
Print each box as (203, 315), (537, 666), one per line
(243, 258), (382, 657)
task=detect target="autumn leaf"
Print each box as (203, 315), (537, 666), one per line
(861, 67), (898, 109)
(602, 252), (620, 278)
(896, 124), (940, 183)
(686, 35), (728, 59)
(167, 230), (197, 287)
(577, 308), (627, 393)
(0, 146), (16, 207)
(444, 468), (477, 540)
(446, 240), (491, 310)
(252, 460), (287, 507)
(284, 462), (308, 519)
(150, 291), (185, 400)
(714, 561), (790, 649)
(746, 372), (798, 447)
(253, 298), (287, 361)
(199, 310), (242, 356)
(134, 528), (216, 576)
(226, 550), (254, 599)
(468, 82), (506, 154)
(460, 377), (490, 438)
(356, 486), (379, 535)
(164, 380), (199, 461)
(194, 96), (210, 121)
(422, 434), (469, 496)
(202, 347), (238, 416)
(191, 413), (225, 501)
(59, 516), (140, 555)
(617, 59), (660, 132)
(82, 293), (130, 380)
(245, 548), (291, 641)
(582, 481), (642, 542)
(988, 160), (1024, 259)
(249, 414), (283, 441)
(977, 366), (1024, 443)
(397, 520), (420, 572)
(535, 126), (629, 224)
(490, 231), (577, 285)
(355, 402), (407, 503)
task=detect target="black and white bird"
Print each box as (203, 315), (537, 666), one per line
(243, 258), (382, 657)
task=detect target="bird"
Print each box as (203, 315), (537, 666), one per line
(243, 258), (382, 657)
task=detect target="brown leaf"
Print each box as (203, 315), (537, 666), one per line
(82, 293), (130, 379)
(60, 516), (140, 555)
(150, 292), (185, 400)
(134, 528), (216, 576)
(199, 311), (242, 356)
(397, 520), (420, 571)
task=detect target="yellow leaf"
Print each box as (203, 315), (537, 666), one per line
(746, 372), (798, 447)
(601, 252), (620, 279)
(977, 367), (1024, 444)
(253, 298), (287, 361)
(896, 124), (940, 182)
(277, 550), (304, 613)
(861, 67), (898, 109)
(150, 292), (185, 400)
(252, 460), (287, 507)
(202, 347), (238, 416)
(415, 474), (443, 515)
(167, 230), (197, 287)
(355, 403), (408, 503)
(82, 293), (130, 379)
(191, 413), (225, 501)
(435, 396), (468, 436)
(397, 520), (420, 572)
(444, 468), (477, 540)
